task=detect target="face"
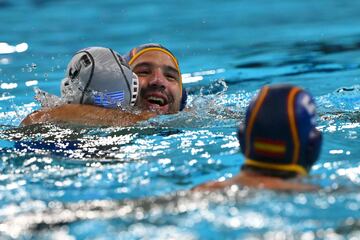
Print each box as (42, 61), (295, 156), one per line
(130, 50), (182, 114)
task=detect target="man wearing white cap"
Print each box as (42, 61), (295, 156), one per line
(21, 44), (186, 126)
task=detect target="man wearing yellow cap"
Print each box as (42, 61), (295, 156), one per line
(21, 44), (186, 126)
(124, 43), (186, 114)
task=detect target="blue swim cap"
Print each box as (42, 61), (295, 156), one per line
(124, 43), (187, 111)
(237, 84), (322, 177)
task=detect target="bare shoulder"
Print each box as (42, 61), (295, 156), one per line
(191, 180), (231, 192)
(20, 104), (156, 127)
(192, 173), (320, 192)
(21, 109), (53, 126)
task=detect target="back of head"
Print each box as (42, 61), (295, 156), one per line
(61, 47), (138, 108)
(237, 84), (322, 178)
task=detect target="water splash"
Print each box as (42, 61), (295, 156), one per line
(34, 87), (65, 108)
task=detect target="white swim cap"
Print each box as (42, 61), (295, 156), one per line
(61, 47), (138, 108)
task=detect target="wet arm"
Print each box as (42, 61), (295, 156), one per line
(20, 104), (156, 127)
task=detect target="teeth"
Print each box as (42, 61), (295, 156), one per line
(148, 96), (165, 105)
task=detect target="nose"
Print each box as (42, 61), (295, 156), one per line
(149, 68), (167, 88)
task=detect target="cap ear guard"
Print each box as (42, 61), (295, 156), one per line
(130, 72), (139, 106)
(61, 77), (83, 104)
(180, 88), (188, 111)
(294, 90), (322, 172)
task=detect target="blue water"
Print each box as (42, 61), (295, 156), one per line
(0, 0), (359, 239)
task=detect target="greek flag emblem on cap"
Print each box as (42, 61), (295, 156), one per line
(93, 91), (125, 108)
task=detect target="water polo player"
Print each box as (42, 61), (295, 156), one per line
(194, 84), (323, 191)
(123, 43), (187, 113)
(21, 43), (186, 126)
(60, 47), (138, 108)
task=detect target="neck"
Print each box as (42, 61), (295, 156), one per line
(233, 170), (318, 192)
(241, 169), (297, 178)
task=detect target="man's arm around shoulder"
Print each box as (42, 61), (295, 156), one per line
(21, 104), (156, 127)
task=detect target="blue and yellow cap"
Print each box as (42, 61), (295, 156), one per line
(124, 43), (187, 111)
(237, 84), (322, 177)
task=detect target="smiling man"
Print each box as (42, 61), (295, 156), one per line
(21, 44), (186, 127)
(124, 43), (185, 114)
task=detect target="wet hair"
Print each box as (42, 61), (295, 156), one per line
(237, 84), (322, 178)
(123, 43), (187, 111)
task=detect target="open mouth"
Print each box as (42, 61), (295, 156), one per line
(147, 96), (168, 106)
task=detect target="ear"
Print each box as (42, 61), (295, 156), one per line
(306, 128), (322, 169)
(237, 123), (247, 155)
(179, 88), (188, 111)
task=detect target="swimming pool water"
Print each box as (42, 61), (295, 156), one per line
(0, 0), (359, 239)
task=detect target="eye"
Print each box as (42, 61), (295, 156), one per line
(165, 74), (177, 81)
(134, 67), (151, 76)
(166, 75), (176, 81)
(135, 70), (151, 76)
